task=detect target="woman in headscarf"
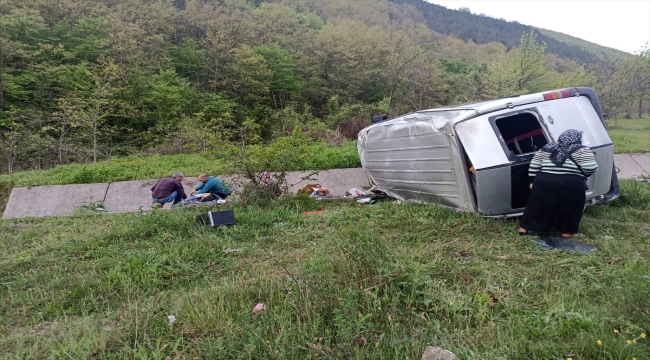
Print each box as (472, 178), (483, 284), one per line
(519, 129), (598, 238)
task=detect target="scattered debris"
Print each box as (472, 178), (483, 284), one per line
(454, 251), (470, 258)
(223, 248), (243, 255)
(488, 293), (499, 307)
(307, 343), (323, 353)
(421, 346), (460, 360)
(167, 315), (176, 326)
(355, 335), (368, 346)
(297, 184), (320, 195)
(346, 188), (368, 197)
(635, 177), (650, 183)
(252, 303), (265, 316)
(356, 196), (377, 204)
(309, 185), (333, 199)
(302, 211), (323, 216)
(607, 256), (623, 265)
(533, 237), (597, 254)
(95, 207), (106, 212)
(166, 233), (173, 238)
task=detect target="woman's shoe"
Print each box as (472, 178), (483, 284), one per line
(561, 233), (583, 238)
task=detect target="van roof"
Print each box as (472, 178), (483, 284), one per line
(366, 87), (602, 131)
(415, 92), (546, 119)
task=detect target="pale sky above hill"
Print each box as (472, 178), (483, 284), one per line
(429, 0), (650, 54)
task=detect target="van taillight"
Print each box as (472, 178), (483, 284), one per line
(543, 89), (571, 101)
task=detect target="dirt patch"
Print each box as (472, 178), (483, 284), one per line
(0, 181), (14, 216)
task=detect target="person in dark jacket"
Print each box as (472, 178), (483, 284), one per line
(151, 172), (187, 208)
(519, 129), (598, 238)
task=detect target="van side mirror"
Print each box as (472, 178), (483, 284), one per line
(372, 115), (388, 123)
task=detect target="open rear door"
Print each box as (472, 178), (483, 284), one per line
(455, 107), (552, 216)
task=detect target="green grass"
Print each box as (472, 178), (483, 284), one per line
(1, 180), (649, 359)
(608, 119), (650, 154)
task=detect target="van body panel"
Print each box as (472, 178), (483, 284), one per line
(536, 98), (612, 147)
(358, 113), (474, 210)
(589, 144), (614, 197)
(475, 166), (512, 215)
(455, 116), (510, 169)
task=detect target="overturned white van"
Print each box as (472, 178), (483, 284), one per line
(357, 87), (620, 217)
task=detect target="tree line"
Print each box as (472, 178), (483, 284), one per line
(0, 0), (648, 174)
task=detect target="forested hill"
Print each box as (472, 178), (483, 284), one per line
(392, 0), (623, 63)
(535, 27), (631, 60)
(1, 0), (648, 175)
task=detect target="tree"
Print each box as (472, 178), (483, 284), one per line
(169, 38), (206, 86)
(252, 45), (302, 108)
(219, 46), (272, 107)
(512, 30), (548, 93)
(481, 54), (517, 98)
(65, 61), (124, 162)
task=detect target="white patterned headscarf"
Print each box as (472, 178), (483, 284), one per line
(542, 129), (585, 166)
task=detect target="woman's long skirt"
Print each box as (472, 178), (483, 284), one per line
(520, 172), (586, 234)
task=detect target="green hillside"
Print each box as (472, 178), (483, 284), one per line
(536, 27), (632, 59)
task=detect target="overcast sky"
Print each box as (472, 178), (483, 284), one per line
(428, 0), (650, 54)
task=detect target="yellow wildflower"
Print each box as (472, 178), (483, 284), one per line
(626, 340), (632, 344)
(641, 333), (647, 339)
(614, 329), (620, 334)
(597, 340), (603, 346)
(567, 358), (573, 360)
(632, 339), (637, 343)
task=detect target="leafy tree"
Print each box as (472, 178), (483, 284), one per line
(168, 38), (206, 85)
(252, 45), (302, 107)
(62, 61), (125, 162)
(513, 30), (548, 93)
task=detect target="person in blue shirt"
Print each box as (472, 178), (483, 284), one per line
(191, 174), (232, 199)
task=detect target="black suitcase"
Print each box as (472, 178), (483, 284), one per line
(196, 210), (236, 227)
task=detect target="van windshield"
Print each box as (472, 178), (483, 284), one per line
(494, 111), (548, 156)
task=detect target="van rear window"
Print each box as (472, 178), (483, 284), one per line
(494, 112), (548, 156)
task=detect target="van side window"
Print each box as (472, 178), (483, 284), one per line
(494, 111), (548, 156)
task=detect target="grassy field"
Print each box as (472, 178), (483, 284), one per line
(607, 119), (650, 154)
(1, 180), (649, 359)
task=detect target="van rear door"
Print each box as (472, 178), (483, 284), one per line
(535, 97), (614, 198)
(456, 107), (552, 215)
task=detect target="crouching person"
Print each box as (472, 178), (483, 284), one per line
(191, 174), (232, 200)
(151, 172), (187, 208)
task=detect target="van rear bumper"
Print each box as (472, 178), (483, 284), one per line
(589, 163), (620, 205)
